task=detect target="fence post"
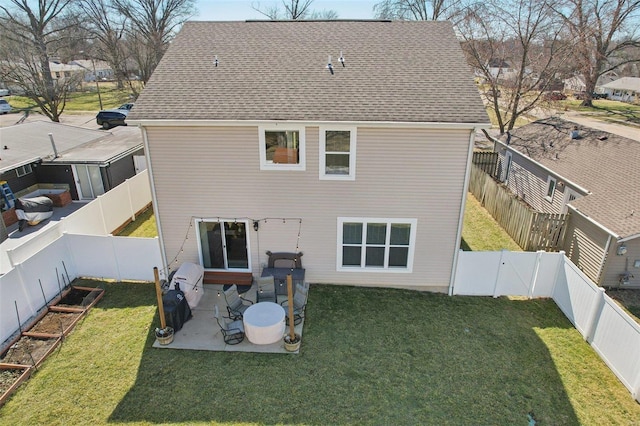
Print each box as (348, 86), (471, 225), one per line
(108, 234), (122, 282)
(584, 286), (606, 343)
(97, 195), (109, 235)
(549, 251), (565, 299)
(126, 180), (135, 222)
(528, 251), (544, 299)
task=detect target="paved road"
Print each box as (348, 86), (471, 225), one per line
(558, 110), (640, 142)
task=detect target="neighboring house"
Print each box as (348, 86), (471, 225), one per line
(128, 20), (490, 293)
(492, 117), (640, 288)
(486, 59), (517, 81)
(69, 59), (114, 82)
(0, 121), (145, 204)
(599, 77), (640, 103)
(48, 62), (85, 91)
(562, 71), (618, 93)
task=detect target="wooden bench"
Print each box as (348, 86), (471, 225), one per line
(203, 271), (253, 287)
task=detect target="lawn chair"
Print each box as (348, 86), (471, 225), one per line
(281, 282), (309, 325)
(214, 305), (245, 345)
(224, 284), (253, 320)
(256, 276), (277, 304)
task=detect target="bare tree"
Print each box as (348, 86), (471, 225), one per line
(112, 0), (196, 84)
(458, 0), (571, 134)
(252, 0), (337, 20)
(554, 0), (640, 107)
(0, 0), (82, 121)
(373, 0), (464, 21)
(78, 0), (130, 89)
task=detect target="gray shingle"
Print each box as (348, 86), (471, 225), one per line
(129, 20), (489, 124)
(503, 117), (640, 238)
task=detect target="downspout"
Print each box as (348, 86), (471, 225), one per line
(449, 128), (477, 296)
(140, 125), (169, 278)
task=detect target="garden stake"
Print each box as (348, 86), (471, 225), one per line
(14, 301), (22, 334)
(55, 267), (62, 298)
(62, 261), (71, 287)
(286, 274), (295, 341)
(38, 279), (48, 307)
(154, 267), (167, 329)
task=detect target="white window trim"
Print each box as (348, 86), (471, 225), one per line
(545, 176), (557, 202)
(259, 125), (306, 171)
(336, 217), (417, 273)
(195, 218), (252, 272)
(319, 125), (357, 180)
(16, 164), (33, 177)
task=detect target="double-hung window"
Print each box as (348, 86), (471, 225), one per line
(545, 176), (557, 202)
(259, 125), (306, 171)
(337, 218), (417, 272)
(319, 126), (356, 180)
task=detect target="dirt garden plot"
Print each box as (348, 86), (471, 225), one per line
(0, 284), (104, 406)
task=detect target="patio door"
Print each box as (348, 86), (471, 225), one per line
(73, 164), (105, 200)
(196, 219), (250, 271)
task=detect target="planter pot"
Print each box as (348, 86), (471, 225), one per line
(284, 333), (301, 352)
(155, 327), (174, 345)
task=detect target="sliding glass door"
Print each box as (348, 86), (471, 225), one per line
(197, 220), (250, 271)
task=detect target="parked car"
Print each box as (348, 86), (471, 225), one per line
(0, 88), (10, 97)
(575, 92), (608, 100)
(0, 99), (11, 114)
(543, 91), (567, 101)
(95, 103), (133, 129)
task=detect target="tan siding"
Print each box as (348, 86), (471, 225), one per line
(146, 125), (471, 291)
(563, 212), (609, 282)
(602, 238), (640, 288)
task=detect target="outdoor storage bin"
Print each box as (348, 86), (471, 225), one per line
(170, 262), (204, 309)
(162, 290), (192, 332)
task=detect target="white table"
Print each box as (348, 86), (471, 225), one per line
(243, 302), (286, 345)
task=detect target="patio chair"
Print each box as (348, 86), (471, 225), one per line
(214, 305), (245, 345)
(256, 276), (277, 304)
(224, 284), (253, 320)
(281, 282), (309, 325)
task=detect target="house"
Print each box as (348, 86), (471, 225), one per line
(492, 117), (640, 288)
(69, 59), (114, 82)
(128, 20), (490, 293)
(599, 77), (640, 103)
(0, 121), (145, 207)
(562, 71), (618, 94)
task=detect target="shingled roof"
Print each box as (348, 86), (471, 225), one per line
(502, 117), (640, 239)
(129, 20), (489, 124)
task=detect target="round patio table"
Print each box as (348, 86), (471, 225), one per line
(243, 302), (286, 344)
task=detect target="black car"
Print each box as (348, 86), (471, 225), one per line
(95, 103), (133, 129)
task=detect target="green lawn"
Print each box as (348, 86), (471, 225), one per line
(560, 99), (640, 125)
(6, 86), (134, 113)
(462, 193), (521, 251)
(117, 207), (157, 237)
(1, 280), (638, 425)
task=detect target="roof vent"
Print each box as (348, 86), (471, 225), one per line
(570, 126), (579, 139)
(213, 55), (219, 67)
(326, 55), (334, 75)
(338, 51), (345, 67)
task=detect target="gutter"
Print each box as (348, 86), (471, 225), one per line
(140, 125), (169, 278)
(127, 118), (492, 130)
(492, 138), (591, 195)
(449, 128), (477, 296)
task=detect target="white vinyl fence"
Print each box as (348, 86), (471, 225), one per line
(1, 170), (162, 347)
(454, 250), (640, 403)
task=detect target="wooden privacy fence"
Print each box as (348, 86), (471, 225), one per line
(472, 151), (498, 177)
(469, 164), (567, 251)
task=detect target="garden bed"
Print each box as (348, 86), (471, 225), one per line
(0, 365), (31, 406)
(0, 336), (61, 367)
(23, 311), (82, 337)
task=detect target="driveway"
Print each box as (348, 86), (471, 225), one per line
(559, 110), (640, 142)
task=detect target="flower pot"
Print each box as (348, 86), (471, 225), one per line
(284, 333), (300, 352)
(155, 327), (174, 345)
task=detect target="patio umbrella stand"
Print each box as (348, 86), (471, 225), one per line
(283, 274), (301, 352)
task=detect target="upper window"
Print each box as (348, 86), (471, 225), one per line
(319, 126), (356, 180)
(16, 164), (33, 177)
(259, 125), (306, 171)
(545, 176), (557, 202)
(337, 218), (417, 272)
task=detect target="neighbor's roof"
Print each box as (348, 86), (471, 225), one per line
(502, 117), (640, 238)
(0, 121), (142, 173)
(129, 20), (489, 124)
(601, 77), (640, 92)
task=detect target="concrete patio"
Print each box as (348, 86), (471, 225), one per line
(152, 284), (305, 354)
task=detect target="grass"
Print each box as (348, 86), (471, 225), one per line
(485, 106), (531, 129)
(1, 280), (638, 424)
(6, 85), (135, 113)
(560, 99), (640, 125)
(462, 193), (521, 251)
(117, 207), (157, 237)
